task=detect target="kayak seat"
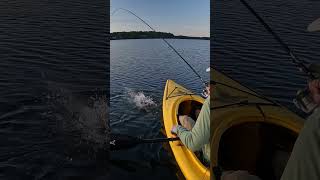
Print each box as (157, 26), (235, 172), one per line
(177, 100), (203, 121)
(218, 122), (262, 174)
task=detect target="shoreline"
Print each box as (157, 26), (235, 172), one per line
(110, 31), (210, 40)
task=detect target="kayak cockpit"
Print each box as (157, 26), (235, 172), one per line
(218, 122), (298, 180)
(178, 100), (203, 120)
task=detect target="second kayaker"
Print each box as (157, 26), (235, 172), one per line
(171, 84), (211, 164)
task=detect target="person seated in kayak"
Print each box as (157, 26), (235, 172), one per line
(280, 22), (320, 180)
(280, 78), (320, 180)
(171, 84), (211, 163)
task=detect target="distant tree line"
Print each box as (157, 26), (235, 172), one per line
(110, 31), (209, 40)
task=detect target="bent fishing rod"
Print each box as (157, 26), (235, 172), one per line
(111, 8), (207, 86)
(239, 0), (316, 80)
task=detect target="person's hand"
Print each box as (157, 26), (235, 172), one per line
(206, 85), (210, 96)
(171, 125), (178, 136)
(308, 79), (320, 105)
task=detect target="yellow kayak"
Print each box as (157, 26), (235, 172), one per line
(162, 79), (210, 180)
(210, 68), (304, 180)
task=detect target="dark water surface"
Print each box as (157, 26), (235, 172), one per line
(2, 0), (320, 179)
(214, 0), (320, 116)
(110, 39), (209, 179)
(0, 1), (108, 179)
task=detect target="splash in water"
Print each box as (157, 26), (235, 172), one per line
(126, 89), (157, 111)
(44, 81), (109, 151)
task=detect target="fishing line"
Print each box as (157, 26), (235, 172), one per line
(239, 0), (316, 79)
(111, 8), (207, 86)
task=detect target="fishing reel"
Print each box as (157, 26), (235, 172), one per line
(293, 88), (318, 114)
(201, 82), (209, 98)
(201, 68), (211, 98)
(293, 63), (320, 114)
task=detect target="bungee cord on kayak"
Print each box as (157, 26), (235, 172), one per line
(111, 8), (207, 86)
(210, 79), (276, 105)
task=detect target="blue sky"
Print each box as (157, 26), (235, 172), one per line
(111, 0), (210, 37)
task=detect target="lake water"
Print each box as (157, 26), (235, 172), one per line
(110, 39), (209, 179)
(213, 0), (320, 117)
(0, 0), (108, 179)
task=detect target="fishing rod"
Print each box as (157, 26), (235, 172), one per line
(110, 133), (179, 151)
(110, 9), (206, 151)
(239, 0), (316, 80)
(111, 8), (207, 86)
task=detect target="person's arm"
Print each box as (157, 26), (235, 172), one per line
(280, 108), (320, 180)
(176, 96), (210, 151)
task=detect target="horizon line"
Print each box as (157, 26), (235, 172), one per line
(110, 30), (210, 38)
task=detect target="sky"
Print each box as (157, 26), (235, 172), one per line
(111, 0), (210, 37)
